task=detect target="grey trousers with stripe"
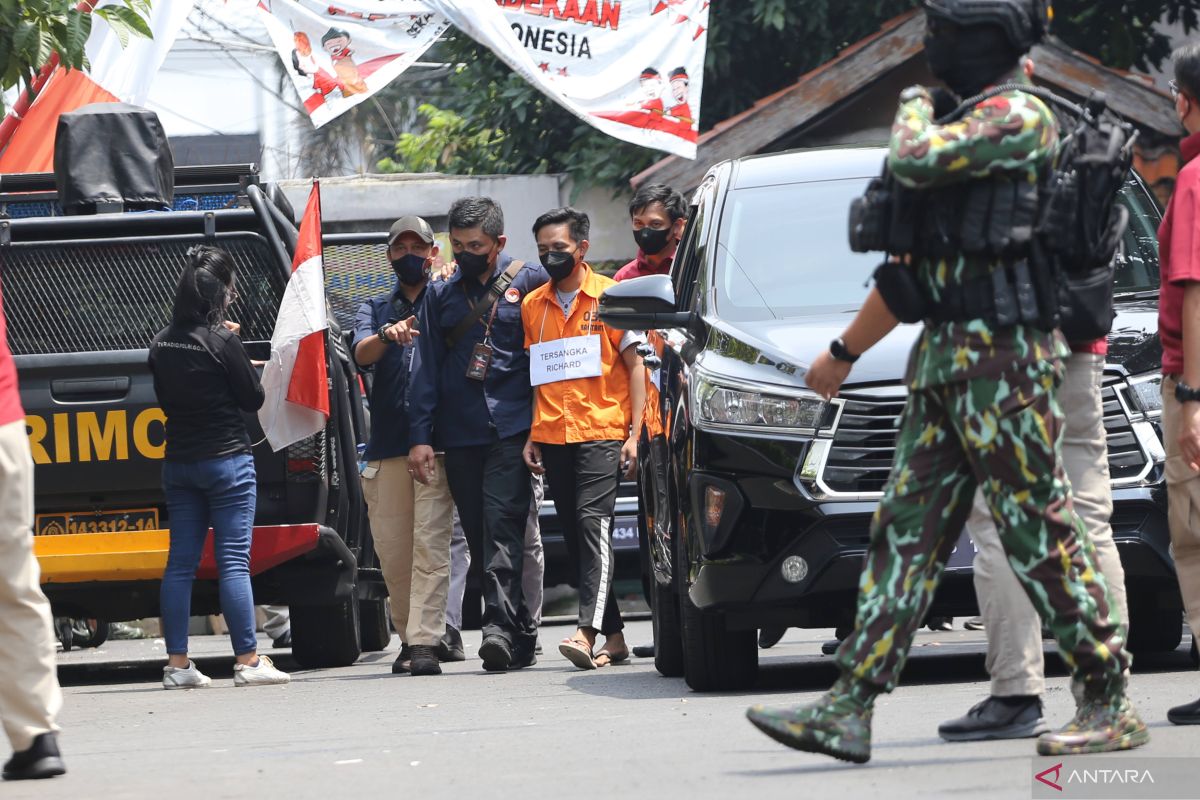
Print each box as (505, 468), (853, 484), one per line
(540, 440), (624, 636)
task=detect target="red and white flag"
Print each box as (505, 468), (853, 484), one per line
(259, 182), (330, 452)
(0, 0), (195, 172)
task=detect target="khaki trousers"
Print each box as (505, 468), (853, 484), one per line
(968, 353), (1128, 697)
(0, 419), (62, 751)
(1161, 376), (1200, 646)
(361, 455), (454, 647)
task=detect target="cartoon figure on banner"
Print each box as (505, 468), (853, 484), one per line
(322, 27), (369, 96)
(291, 31), (319, 77)
(639, 67), (665, 113)
(592, 63), (698, 144)
(290, 29), (345, 110)
(667, 66), (692, 125)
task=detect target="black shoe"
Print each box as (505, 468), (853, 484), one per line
(759, 626), (786, 649)
(534, 638), (543, 656)
(437, 626), (466, 662)
(938, 696), (1049, 742)
(510, 648), (538, 670)
(410, 645), (442, 676)
(3, 733), (66, 781)
(1168, 697), (1200, 725)
(821, 625), (852, 656)
(272, 630), (292, 649)
(926, 616), (953, 632)
(632, 643), (655, 658)
(391, 644), (412, 674)
(478, 635), (513, 672)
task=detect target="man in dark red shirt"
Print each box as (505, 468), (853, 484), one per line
(1158, 43), (1200, 727)
(613, 184), (688, 283)
(0, 280), (66, 780)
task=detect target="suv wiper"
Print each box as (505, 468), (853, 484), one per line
(1113, 289), (1159, 300)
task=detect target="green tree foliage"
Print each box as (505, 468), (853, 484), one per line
(0, 0), (152, 117)
(375, 0), (1194, 189)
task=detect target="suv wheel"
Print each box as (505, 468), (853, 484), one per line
(652, 578), (684, 678)
(291, 594), (363, 668)
(359, 598), (391, 652)
(1126, 598), (1183, 655)
(680, 591), (757, 692)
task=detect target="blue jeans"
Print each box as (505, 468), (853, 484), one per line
(160, 453), (258, 656)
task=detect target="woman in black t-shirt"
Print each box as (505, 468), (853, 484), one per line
(148, 245), (288, 688)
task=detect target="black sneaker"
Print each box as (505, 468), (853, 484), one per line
(437, 625), (466, 662)
(478, 635), (513, 672)
(1168, 697), (1200, 725)
(272, 630), (292, 649)
(821, 625), (852, 656)
(3, 733), (66, 781)
(759, 626), (786, 649)
(511, 646), (538, 670)
(410, 645), (442, 676)
(391, 644), (412, 674)
(938, 696), (1049, 742)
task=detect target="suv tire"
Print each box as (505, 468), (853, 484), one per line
(680, 591), (757, 692)
(292, 594), (362, 668)
(359, 598), (391, 652)
(1127, 598), (1183, 655)
(652, 578), (685, 678)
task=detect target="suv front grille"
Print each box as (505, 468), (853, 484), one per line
(819, 379), (1149, 496)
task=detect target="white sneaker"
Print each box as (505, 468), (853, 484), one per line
(233, 654), (291, 687)
(162, 661), (212, 689)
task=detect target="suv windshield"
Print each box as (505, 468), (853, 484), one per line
(714, 176), (1161, 322)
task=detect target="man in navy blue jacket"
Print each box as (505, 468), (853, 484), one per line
(408, 197), (550, 671)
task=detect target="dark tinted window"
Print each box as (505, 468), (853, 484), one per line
(713, 177), (1162, 322)
(1113, 179), (1161, 295)
(714, 179), (880, 321)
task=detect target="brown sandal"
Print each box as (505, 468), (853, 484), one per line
(593, 648), (630, 668)
(558, 638), (596, 670)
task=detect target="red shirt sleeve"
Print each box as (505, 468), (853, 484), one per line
(1168, 177), (1200, 285)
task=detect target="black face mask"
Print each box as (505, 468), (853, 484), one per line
(540, 250), (578, 282)
(455, 248), (492, 280)
(391, 253), (428, 286)
(634, 226), (672, 256)
(924, 22), (1019, 99)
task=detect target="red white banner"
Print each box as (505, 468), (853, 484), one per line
(256, 0), (710, 159)
(259, 182), (331, 452)
(0, 0), (195, 173)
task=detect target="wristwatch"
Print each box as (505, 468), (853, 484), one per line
(829, 337), (860, 364)
(377, 323), (392, 344)
(1175, 379), (1200, 404)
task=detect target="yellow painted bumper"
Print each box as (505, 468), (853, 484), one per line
(34, 530), (170, 584)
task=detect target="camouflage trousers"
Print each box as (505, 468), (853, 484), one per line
(835, 359), (1129, 698)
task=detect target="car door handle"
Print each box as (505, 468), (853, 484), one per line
(51, 377), (132, 403)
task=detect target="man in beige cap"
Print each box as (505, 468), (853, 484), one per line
(353, 215), (455, 676)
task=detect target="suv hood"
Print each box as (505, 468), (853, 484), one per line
(698, 300), (1161, 391)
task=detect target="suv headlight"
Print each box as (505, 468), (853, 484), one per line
(694, 373), (826, 433)
(1119, 373), (1163, 420)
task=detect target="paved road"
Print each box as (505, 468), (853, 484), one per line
(9, 621), (1200, 799)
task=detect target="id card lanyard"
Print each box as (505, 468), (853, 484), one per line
(465, 298), (500, 382)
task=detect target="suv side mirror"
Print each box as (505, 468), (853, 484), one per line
(599, 275), (692, 330)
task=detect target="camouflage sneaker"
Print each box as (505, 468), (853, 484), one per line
(746, 680), (874, 763)
(1036, 695), (1150, 756)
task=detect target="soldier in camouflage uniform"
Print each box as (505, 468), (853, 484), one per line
(746, 0), (1148, 763)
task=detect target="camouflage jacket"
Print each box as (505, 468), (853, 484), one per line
(887, 79), (1068, 390)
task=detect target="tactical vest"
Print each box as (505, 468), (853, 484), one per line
(851, 167), (1057, 330)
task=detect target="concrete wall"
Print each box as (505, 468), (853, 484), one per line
(277, 172), (636, 265)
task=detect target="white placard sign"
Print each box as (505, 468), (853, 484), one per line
(529, 334), (603, 387)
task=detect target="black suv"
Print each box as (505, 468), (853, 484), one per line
(600, 146), (1176, 692)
